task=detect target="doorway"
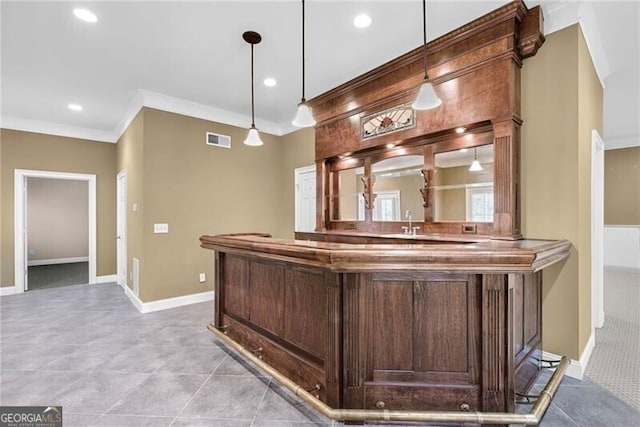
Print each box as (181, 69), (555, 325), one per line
(294, 165), (316, 232)
(117, 170), (127, 288)
(591, 130), (605, 331)
(14, 169), (97, 293)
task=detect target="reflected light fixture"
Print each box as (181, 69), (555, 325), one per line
(469, 147), (483, 171)
(292, 0), (316, 128)
(242, 31), (264, 147)
(411, 0), (442, 110)
(455, 126), (466, 134)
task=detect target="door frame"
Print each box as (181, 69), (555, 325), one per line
(14, 169), (97, 293)
(294, 164), (316, 232)
(591, 130), (605, 330)
(116, 170), (127, 288)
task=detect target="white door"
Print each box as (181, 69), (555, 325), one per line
(117, 171), (127, 287)
(592, 131), (605, 330)
(23, 178), (29, 291)
(295, 165), (316, 232)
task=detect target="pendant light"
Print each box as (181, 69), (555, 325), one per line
(411, 0), (442, 110)
(243, 31), (264, 146)
(292, 0), (316, 127)
(469, 147), (483, 171)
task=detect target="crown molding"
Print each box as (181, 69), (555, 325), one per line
(0, 116), (117, 143)
(138, 90), (284, 137)
(604, 134), (640, 150)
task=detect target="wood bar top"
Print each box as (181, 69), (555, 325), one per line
(200, 232), (570, 274)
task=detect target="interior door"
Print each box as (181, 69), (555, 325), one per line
(295, 166), (316, 232)
(23, 178), (29, 291)
(117, 171), (127, 287)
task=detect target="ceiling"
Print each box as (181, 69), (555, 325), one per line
(1, 1), (638, 146)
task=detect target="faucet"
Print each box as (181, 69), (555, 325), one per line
(402, 209), (420, 236)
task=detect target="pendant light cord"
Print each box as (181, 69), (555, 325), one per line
(301, 0), (306, 102)
(422, 0), (428, 80)
(250, 43), (255, 127)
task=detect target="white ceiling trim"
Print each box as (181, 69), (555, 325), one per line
(577, 2), (609, 88)
(138, 90), (284, 137)
(1, 116), (117, 144)
(604, 134), (640, 151)
(1, 3), (611, 145)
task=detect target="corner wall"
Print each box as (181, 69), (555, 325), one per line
(117, 108), (314, 303)
(521, 24), (602, 361)
(0, 129), (117, 286)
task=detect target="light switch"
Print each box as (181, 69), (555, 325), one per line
(199, 273), (206, 283)
(154, 223), (169, 234)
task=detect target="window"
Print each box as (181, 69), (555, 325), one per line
(466, 185), (493, 222)
(358, 190), (401, 221)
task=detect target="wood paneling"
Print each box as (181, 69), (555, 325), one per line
(205, 233), (567, 415)
(308, 1), (543, 240)
(249, 261), (284, 336)
(367, 280), (414, 371)
(284, 268), (327, 360)
(419, 280), (469, 373)
(223, 255), (249, 318)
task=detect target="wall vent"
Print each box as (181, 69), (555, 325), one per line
(206, 132), (231, 148)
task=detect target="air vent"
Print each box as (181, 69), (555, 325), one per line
(206, 132), (231, 148)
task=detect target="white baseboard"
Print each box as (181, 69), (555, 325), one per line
(0, 286), (18, 296)
(123, 285), (214, 314)
(27, 256), (89, 267)
(543, 333), (595, 380)
(604, 265), (640, 273)
(95, 275), (117, 284)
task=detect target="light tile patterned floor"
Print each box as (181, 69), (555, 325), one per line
(1, 283), (639, 426)
(585, 267), (640, 410)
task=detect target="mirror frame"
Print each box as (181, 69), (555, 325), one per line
(321, 125), (501, 237)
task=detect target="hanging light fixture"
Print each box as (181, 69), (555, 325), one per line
(292, 0), (316, 127)
(243, 31), (264, 146)
(469, 147), (483, 171)
(412, 0), (442, 110)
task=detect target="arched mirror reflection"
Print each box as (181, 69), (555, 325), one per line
(371, 155), (425, 222)
(432, 144), (494, 222)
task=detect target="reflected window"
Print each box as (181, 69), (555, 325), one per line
(359, 190), (401, 221)
(466, 185), (493, 222)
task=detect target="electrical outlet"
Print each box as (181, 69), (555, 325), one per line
(154, 223), (169, 234)
(199, 273), (206, 283)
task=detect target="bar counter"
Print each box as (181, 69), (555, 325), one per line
(200, 233), (570, 424)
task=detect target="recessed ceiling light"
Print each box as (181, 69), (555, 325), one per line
(455, 126), (466, 134)
(73, 8), (97, 23)
(353, 14), (372, 29)
(263, 78), (277, 87)
(386, 143), (395, 149)
(68, 103), (83, 112)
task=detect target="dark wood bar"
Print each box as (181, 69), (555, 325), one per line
(200, 1), (569, 423)
(201, 233), (570, 419)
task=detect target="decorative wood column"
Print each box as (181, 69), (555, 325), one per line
(492, 119), (523, 240)
(481, 273), (511, 417)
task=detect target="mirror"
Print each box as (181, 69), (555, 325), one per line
(331, 166), (364, 221)
(432, 144), (494, 222)
(371, 155), (425, 222)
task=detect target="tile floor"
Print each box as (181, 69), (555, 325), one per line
(1, 283), (639, 427)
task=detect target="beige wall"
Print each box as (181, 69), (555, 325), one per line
(277, 128), (315, 238)
(522, 24), (602, 360)
(435, 164), (494, 222)
(27, 178), (89, 262)
(1, 129), (117, 286)
(117, 108), (314, 302)
(116, 111), (145, 292)
(604, 147), (640, 224)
